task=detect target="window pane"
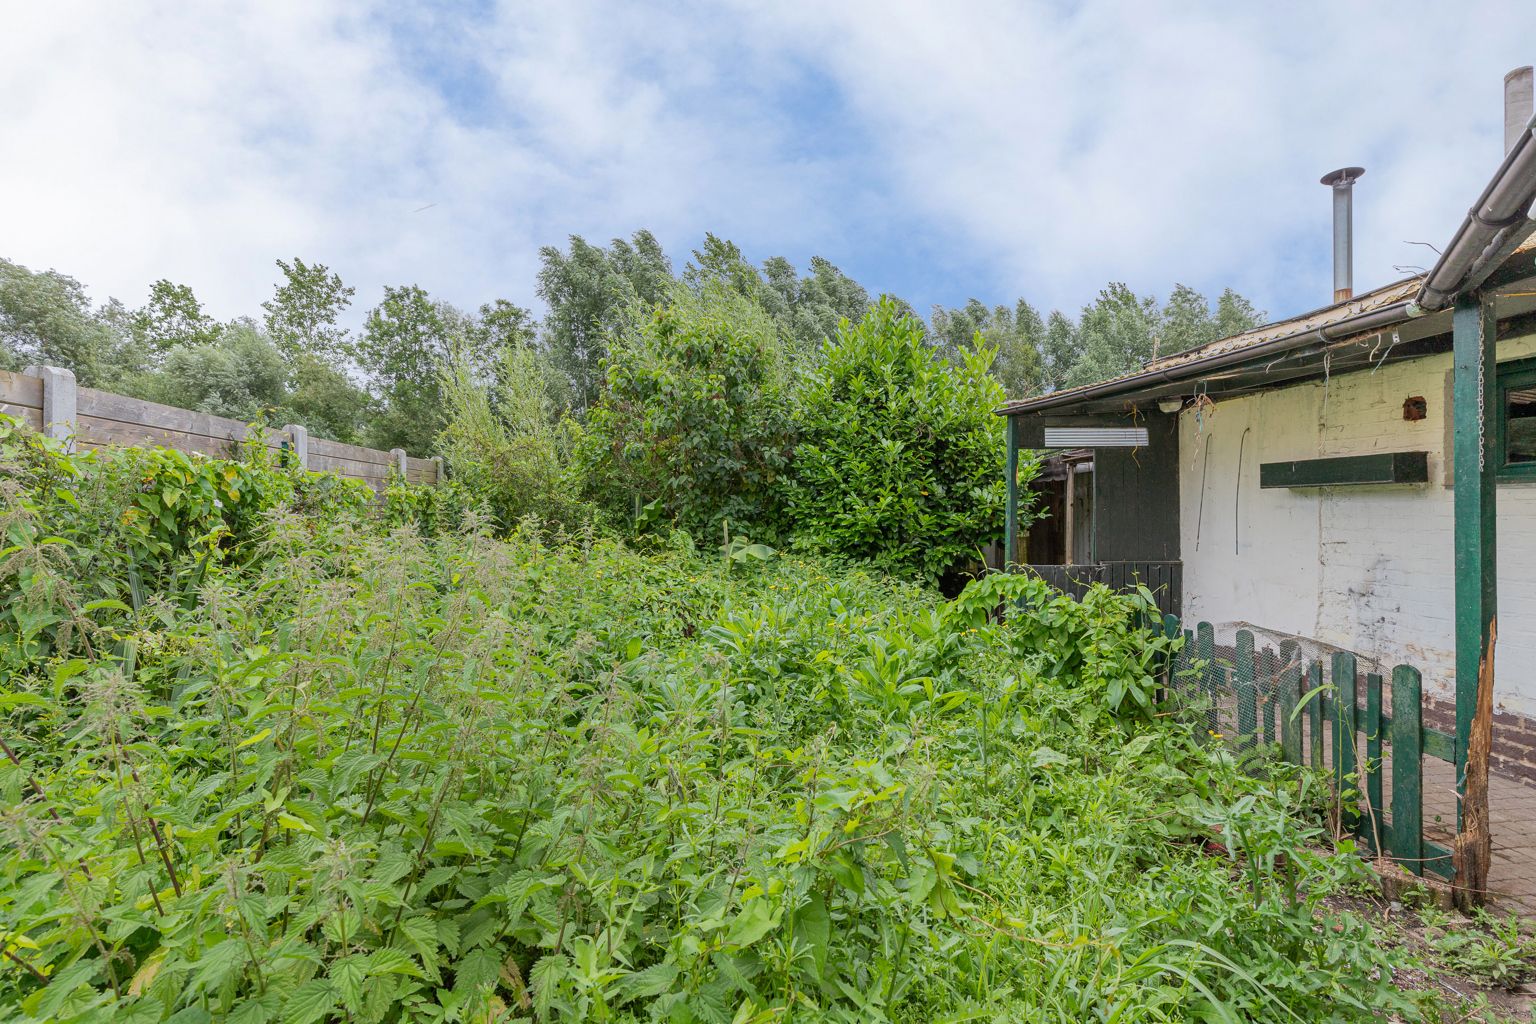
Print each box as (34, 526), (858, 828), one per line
(1508, 384), (1536, 465)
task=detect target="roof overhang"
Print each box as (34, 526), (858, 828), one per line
(998, 107), (1536, 421)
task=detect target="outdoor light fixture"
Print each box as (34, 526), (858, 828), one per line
(1157, 398), (1184, 414)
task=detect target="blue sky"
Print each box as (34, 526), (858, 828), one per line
(4, 2), (1536, 331)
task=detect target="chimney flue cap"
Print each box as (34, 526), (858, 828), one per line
(1320, 167), (1365, 188)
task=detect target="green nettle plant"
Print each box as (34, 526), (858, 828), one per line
(578, 281), (797, 544)
(0, 418), (1472, 1023)
(788, 298), (1036, 584)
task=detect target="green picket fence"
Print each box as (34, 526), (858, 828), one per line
(1164, 617), (1457, 880)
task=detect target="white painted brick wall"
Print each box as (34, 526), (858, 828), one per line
(1179, 331), (1536, 717)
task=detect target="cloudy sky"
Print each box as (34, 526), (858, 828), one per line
(4, 2), (1535, 329)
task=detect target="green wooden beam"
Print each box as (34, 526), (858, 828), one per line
(1259, 451), (1428, 489)
(1452, 294), (1497, 820)
(1004, 416), (1019, 569)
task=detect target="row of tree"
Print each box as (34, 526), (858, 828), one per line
(0, 233), (1264, 454)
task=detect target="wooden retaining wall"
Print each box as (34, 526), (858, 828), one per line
(0, 367), (439, 491)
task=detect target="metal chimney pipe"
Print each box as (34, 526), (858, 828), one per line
(1506, 66), (1534, 155)
(1320, 166), (1365, 303)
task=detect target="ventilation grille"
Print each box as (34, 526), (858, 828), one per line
(1042, 426), (1149, 448)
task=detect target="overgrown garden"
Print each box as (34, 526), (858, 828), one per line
(0, 408), (1522, 1022)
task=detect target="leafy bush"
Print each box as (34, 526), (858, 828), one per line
(788, 298), (1035, 583)
(579, 281), (797, 543)
(435, 343), (592, 534)
(0, 427), (1458, 1023)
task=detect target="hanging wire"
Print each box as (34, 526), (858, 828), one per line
(1234, 426), (1251, 556)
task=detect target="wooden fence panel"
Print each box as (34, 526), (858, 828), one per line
(0, 371), (44, 428)
(1174, 622), (1459, 884)
(2, 368), (437, 491)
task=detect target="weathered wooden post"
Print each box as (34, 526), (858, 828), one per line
(22, 364), (78, 450)
(1451, 292), (1496, 905)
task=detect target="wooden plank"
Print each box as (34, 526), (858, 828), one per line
(1364, 673), (1384, 850)
(1, 404), (43, 429)
(76, 415), (237, 458)
(1390, 665), (1424, 876)
(1423, 728), (1456, 763)
(1279, 640), (1302, 764)
(307, 453), (390, 482)
(1308, 661), (1324, 770)
(1235, 630), (1257, 751)
(77, 388), (257, 444)
(309, 435), (396, 468)
(1333, 652), (1358, 830)
(0, 370), (44, 410)
(1424, 839), (1455, 880)
(1259, 451), (1429, 488)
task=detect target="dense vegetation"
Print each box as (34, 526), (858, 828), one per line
(0, 416), (1487, 1023)
(1, 234), (1263, 440)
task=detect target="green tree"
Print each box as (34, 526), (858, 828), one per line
(0, 259), (131, 385)
(1215, 287), (1264, 339)
(578, 281), (796, 542)
(536, 231), (672, 410)
(789, 297), (1024, 583)
(1062, 283), (1162, 389)
(284, 354), (373, 443)
(130, 279), (222, 356)
(931, 298), (1045, 398)
(761, 254), (870, 351)
(261, 258), (355, 360)
(1039, 310), (1082, 392)
(135, 319), (288, 420)
(1158, 283), (1218, 359)
(355, 285), (486, 454)
(438, 339), (588, 532)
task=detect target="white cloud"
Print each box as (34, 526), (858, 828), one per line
(1, 1), (1533, 327)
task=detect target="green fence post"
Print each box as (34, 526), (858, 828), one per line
(1197, 622), (1217, 736)
(1332, 653), (1358, 831)
(1391, 665), (1424, 876)
(1235, 630), (1257, 751)
(1308, 661), (1324, 770)
(1005, 417), (1020, 569)
(1364, 673), (1384, 851)
(1279, 640), (1302, 763)
(1452, 295), (1497, 829)
(1259, 647), (1277, 746)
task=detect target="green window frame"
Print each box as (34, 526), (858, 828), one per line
(1497, 355), (1536, 481)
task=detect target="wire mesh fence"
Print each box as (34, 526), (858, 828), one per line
(1163, 619), (1536, 917)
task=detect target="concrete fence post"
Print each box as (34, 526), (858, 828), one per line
(22, 364), (78, 451)
(390, 447), (407, 479)
(283, 424), (310, 469)
(430, 455), (445, 486)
